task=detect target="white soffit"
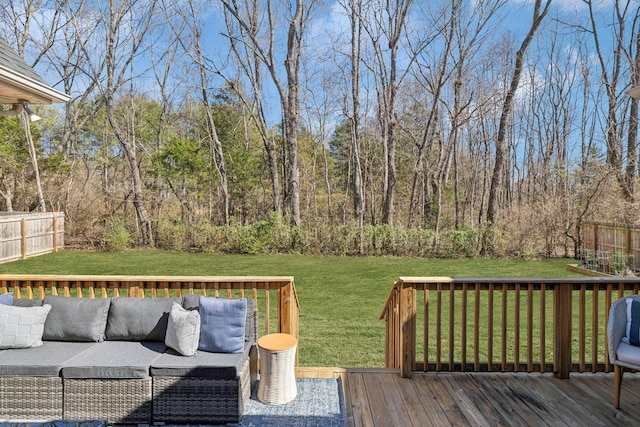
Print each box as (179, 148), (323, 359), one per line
(0, 65), (70, 105)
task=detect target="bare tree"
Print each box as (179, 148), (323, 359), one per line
(581, 0), (634, 199)
(221, 0), (315, 226)
(625, 14), (640, 203)
(78, 0), (159, 245)
(166, 0), (230, 224)
(347, 0), (365, 228)
(363, 0), (414, 226)
(486, 0), (552, 235)
(221, 0), (282, 214)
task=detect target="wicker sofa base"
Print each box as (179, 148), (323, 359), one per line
(152, 358), (252, 424)
(63, 378), (152, 424)
(0, 376), (63, 421)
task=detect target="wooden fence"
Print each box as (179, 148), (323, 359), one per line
(0, 212), (64, 263)
(381, 277), (640, 378)
(581, 222), (640, 272)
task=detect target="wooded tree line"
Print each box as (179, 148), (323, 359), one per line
(1, 0), (640, 257)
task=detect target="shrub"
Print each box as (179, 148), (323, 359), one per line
(104, 218), (132, 251)
(443, 228), (481, 257)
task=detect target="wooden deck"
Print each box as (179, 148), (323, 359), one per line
(297, 368), (640, 426)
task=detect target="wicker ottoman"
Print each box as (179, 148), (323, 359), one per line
(257, 333), (297, 405)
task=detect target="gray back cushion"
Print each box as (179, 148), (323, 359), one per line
(43, 296), (111, 342)
(12, 299), (43, 307)
(106, 297), (181, 342)
(182, 295), (256, 343)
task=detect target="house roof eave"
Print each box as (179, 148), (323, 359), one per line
(0, 65), (70, 105)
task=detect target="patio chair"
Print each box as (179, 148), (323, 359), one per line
(607, 294), (640, 408)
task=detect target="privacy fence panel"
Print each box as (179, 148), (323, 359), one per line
(0, 212), (64, 263)
(581, 222), (640, 272)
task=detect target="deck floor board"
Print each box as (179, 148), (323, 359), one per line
(341, 369), (640, 426)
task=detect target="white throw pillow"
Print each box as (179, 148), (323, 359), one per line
(0, 304), (51, 349)
(165, 302), (201, 356)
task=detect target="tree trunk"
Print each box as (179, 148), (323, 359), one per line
(21, 111), (46, 212)
(283, 0), (304, 226)
(624, 29), (640, 202)
(486, 0), (551, 228)
(350, 0), (365, 228)
(102, 0), (156, 246)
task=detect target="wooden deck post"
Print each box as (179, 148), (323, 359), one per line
(399, 280), (416, 378)
(554, 282), (572, 379)
(278, 281), (294, 335)
(279, 279), (300, 365)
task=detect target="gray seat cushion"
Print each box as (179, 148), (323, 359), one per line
(43, 295), (111, 342)
(106, 297), (181, 342)
(617, 342), (640, 365)
(150, 345), (251, 380)
(0, 341), (97, 376)
(61, 341), (166, 379)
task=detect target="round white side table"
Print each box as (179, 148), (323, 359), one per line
(257, 333), (298, 405)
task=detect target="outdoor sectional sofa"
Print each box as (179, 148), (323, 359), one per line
(0, 292), (258, 425)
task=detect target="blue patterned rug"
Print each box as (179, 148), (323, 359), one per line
(238, 377), (347, 427)
(0, 378), (346, 427)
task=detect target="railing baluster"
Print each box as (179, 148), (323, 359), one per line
(579, 284), (586, 371)
(488, 282), (494, 372)
(474, 282), (480, 372)
(540, 282), (546, 373)
(424, 285), (429, 372)
(501, 283), (507, 372)
(448, 282), (454, 372)
(591, 283), (599, 372)
(514, 282), (520, 372)
(436, 282), (442, 371)
(461, 282), (467, 372)
(527, 283), (533, 372)
(265, 288), (270, 335)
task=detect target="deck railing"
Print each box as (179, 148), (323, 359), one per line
(380, 277), (640, 378)
(0, 274), (299, 352)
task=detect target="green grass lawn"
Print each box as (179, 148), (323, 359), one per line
(0, 250), (582, 367)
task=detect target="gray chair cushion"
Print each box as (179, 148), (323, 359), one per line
(106, 297), (181, 342)
(150, 345), (251, 380)
(61, 341), (166, 379)
(617, 342), (640, 365)
(43, 296), (111, 342)
(0, 341), (97, 376)
(182, 295), (256, 343)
